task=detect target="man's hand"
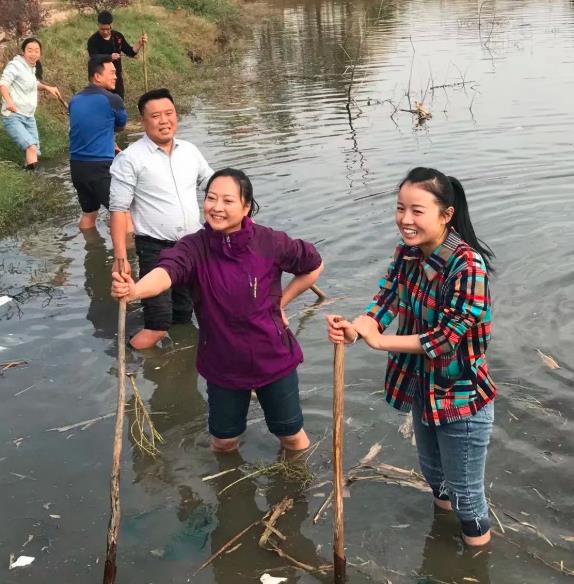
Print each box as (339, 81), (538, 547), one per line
(140, 33), (148, 44)
(111, 52), (121, 60)
(6, 101), (17, 113)
(112, 258), (132, 277)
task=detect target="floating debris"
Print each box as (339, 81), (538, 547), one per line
(202, 468), (237, 482)
(536, 349), (560, 370)
(9, 555), (35, 570)
(260, 574), (287, 584)
(47, 413), (115, 433)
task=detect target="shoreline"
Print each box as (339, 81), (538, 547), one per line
(0, 0), (256, 238)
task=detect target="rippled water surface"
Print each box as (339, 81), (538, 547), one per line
(1, 1), (574, 582)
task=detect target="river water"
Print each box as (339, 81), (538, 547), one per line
(1, 0), (573, 582)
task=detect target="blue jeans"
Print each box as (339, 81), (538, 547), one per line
(412, 395), (494, 537)
(207, 369), (304, 439)
(2, 113), (41, 154)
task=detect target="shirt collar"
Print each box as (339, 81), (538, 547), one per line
(403, 229), (462, 281)
(142, 133), (180, 153)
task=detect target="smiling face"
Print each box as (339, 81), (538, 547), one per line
(395, 181), (454, 257)
(141, 98), (177, 146)
(204, 176), (251, 234)
(22, 41), (41, 66)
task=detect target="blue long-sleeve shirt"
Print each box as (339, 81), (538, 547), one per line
(69, 84), (127, 161)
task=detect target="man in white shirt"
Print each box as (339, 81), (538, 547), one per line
(110, 88), (213, 349)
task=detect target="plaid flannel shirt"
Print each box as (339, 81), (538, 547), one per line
(365, 230), (496, 426)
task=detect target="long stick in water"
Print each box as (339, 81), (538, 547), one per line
(332, 342), (346, 583)
(311, 284), (327, 299)
(142, 31), (148, 92)
(103, 297), (127, 584)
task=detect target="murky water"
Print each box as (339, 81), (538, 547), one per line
(1, 0), (574, 582)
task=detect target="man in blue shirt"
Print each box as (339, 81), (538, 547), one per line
(69, 55), (127, 230)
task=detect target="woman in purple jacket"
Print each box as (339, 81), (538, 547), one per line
(112, 168), (324, 453)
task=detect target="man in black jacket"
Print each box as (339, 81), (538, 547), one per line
(87, 10), (147, 100)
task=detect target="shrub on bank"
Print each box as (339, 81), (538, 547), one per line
(69, 0), (132, 15)
(158, 0), (240, 29)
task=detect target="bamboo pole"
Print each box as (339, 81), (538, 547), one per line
(103, 298), (127, 584)
(142, 31), (148, 92)
(332, 342), (346, 583)
(311, 284), (327, 300)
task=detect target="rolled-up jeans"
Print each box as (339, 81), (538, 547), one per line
(2, 112), (41, 153)
(135, 235), (193, 331)
(411, 393), (494, 537)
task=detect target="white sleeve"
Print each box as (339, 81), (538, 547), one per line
(0, 61), (18, 87)
(194, 146), (214, 190)
(109, 152), (137, 212)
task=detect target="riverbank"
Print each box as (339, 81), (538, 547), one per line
(0, 0), (250, 237)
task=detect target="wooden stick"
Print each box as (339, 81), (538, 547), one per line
(193, 519), (261, 575)
(332, 343), (346, 583)
(102, 299), (127, 584)
(56, 93), (69, 112)
(311, 284), (327, 300)
(142, 31), (148, 92)
(259, 497), (293, 547)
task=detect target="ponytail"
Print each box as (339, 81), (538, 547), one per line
(447, 176), (494, 272)
(399, 167), (495, 272)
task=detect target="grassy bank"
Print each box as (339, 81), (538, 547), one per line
(0, 162), (73, 235)
(0, 0), (247, 237)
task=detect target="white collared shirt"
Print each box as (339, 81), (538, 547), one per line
(109, 134), (213, 241)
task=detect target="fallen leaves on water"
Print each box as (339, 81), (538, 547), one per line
(536, 349), (560, 370)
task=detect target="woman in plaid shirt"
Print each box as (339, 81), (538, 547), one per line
(327, 167), (496, 546)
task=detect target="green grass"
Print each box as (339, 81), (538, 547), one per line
(0, 2), (242, 165)
(0, 0), (246, 236)
(158, 0), (240, 28)
(0, 162), (74, 236)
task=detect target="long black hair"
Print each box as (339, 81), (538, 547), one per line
(399, 167), (494, 272)
(21, 38), (43, 80)
(205, 168), (260, 217)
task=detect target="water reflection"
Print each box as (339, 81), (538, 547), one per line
(208, 450), (328, 583)
(81, 228), (117, 341)
(2, 0), (574, 582)
(129, 328), (205, 490)
(417, 507), (492, 584)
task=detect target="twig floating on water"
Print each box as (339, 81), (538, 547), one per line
(193, 519), (263, 576)
(128, 375), (165, 457)
(536, 349), (560, 370)
(1, 360), (28, 374)
(259, 497), (293, 547)
(202, 468), (238, 482)
(313, 489), (334, 525)
(47, 413), (115, 433)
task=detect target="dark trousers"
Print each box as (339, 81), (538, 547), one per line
(135, 235), (193, 331)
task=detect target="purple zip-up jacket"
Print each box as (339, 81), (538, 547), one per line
(156, 217), (322, 389)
